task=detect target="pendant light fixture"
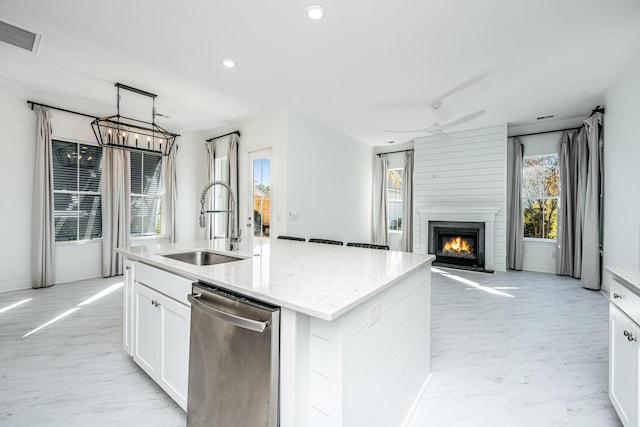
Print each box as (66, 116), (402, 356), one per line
(91, 83), (178, 156)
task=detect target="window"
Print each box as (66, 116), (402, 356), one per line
(522, 154), (559, 239)
(387, 168), (403, 231)
(130, 151), (162, 237)
(212, 157), (227, 239)
(52, 140), (102, 242)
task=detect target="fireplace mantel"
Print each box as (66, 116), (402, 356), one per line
(418, 207), (501, 270)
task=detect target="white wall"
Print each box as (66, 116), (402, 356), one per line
(0, 84), (37, 292)
(603, 51), (640, 273)
(287, 111), (372, 243)
(205, 109), (373, 245)
(413, 125), (508, 271)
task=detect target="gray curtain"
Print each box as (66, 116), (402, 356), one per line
(507, 137), (524, 270)
(31, 107), (55, 288)
(205, 140), (215, 239)
(102, 146), (130, 277)
(401, 151), (414, 252)
(226, 134), (239, 238)
(162, 146), (178, 242)
(556, 112), (604, 290)
(581, 113), (604, 290)
(556, 132), (576, 276)
(373, 154), (389, 246)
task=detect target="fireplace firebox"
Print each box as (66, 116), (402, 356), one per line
(428, 221), (486, 271)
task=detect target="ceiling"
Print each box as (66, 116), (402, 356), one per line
(1, 0), (640, 146)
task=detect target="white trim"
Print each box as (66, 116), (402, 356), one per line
(401, 373), (433, 427)
(55, 238), (102, 247)
(418, 207), (501, 271)
(0, 279), (31, 293)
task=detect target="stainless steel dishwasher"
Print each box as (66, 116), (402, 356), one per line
(187, 282), (280, 427)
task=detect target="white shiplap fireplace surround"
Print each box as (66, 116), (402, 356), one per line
(418, 207), (501, 271)
(412, 125), (508, 272)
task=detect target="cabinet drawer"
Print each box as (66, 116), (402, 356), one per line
(611, 278), (640, 325)
(135, 262), (193, 305)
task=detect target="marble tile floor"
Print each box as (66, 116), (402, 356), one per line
(407, 268), (621, 427)
(0, 269), (622, 426)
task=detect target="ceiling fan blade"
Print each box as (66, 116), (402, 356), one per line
(430, 129), (452, 141)
(434, 110), (486, 131)
(433, 71), (492, 104)
(382, 128), (429, 133)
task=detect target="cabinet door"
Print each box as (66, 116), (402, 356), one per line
(610, 303), (639, 427)
(123, 260), (134, 356)
(158, 293), (191, 410)
(134, 283), (161, 378)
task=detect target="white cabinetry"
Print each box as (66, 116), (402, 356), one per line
(123, 259), (134, 356)
(608, 269), (640, 427)
(126, 260), (192, 411)
(610, 304), (639, 426)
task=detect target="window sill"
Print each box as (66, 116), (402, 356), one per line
(130, 235), (168, 241)
(524, 238), (557, 244)
(388, 230), (402, 234)
(56, 238), (102, 247)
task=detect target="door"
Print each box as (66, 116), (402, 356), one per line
(248, 149), (272, 239)
(134, 283), (161, 378)
(610, 303), (639, 427)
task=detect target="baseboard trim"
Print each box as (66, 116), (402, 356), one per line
(0, 279), (31, 293)
(401, 372), (433, 427)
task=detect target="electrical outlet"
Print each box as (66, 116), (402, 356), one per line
(369, 303), (382, 326)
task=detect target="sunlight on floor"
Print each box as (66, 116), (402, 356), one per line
(0, 298), (33, 314)
(22, 282), (123, 338)
(431, 267), (515, 298)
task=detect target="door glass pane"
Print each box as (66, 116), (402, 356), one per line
(252, 157), (271, 237)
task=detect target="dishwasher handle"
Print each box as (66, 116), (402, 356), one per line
(188, 293), (270, 333)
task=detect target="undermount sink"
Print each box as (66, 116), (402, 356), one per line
(160, 251), (244, 266)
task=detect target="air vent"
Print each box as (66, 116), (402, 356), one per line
(0, 19), (41, 53)
(536, 114), (555, 120)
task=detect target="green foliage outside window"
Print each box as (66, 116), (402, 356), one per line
(522, 154), (559, 239)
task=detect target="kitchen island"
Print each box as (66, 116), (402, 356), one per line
(118, 238), (434, 426)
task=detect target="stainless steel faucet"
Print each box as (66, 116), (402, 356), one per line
(199, 181), (240, 243)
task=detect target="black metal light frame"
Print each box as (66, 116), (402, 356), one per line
(91, 83), (178, 156)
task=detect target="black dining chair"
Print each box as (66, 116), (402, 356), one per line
(309, 238), (343, 246)
(346, 242), (390, 250)
(277, 235), (306, 242)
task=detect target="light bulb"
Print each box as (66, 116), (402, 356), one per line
(306, 4), (325, 20)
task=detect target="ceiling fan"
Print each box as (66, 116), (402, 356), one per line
(382, 71), (490, 138)
(383, 109), (486, 138)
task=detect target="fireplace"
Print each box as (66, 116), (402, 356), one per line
(428, 221), (486, 271)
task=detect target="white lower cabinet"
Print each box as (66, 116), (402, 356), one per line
(610, 303), (640, 427)
(123, 259), (134, 356)
(134, 281), (190, 410)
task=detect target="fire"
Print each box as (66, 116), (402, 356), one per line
(443, 236), (472, 254)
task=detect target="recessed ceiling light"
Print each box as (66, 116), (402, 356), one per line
(222, 59), (236, 68)
(306, 4), (325, 20)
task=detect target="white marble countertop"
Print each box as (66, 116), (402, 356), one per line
(606, 266), (640, 293)
(117, 238), (434, 321)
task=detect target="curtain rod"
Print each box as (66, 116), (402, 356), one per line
(510, 126), (581, 139)
(206, 130), (241, 142)
(376, 148), (414, 156)
(27, 100), (98, 120)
